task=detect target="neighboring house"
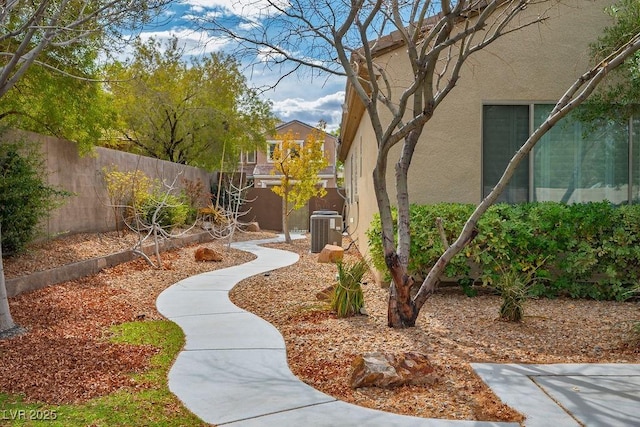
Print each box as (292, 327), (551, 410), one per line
(338, 1), (637, 258)
(238, 120), (344, 232)
(240, 120), (339, 188)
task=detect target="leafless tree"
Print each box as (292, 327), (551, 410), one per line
(0, 224), (25, 337)
(0, 225), (16, 334)
(196, 0), (640, 328)
(204, 166), (255, 249)
(121, 173), (198, 268)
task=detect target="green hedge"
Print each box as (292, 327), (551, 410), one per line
(367, 202), (640, 301)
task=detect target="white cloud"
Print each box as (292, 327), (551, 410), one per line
(270, 91), (345, 132)
(138, 28), (230, 55)
(180, 0), (290, 23)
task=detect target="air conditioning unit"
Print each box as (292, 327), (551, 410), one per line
(310, 210), (343, 253)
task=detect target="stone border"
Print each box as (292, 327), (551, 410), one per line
(6, 231), (215, 297)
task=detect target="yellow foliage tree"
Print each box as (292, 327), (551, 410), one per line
(271, 127), (329, 243)
(102, 166), (155, 234)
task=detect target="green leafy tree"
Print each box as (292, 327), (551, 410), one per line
(579, 0), (640, 123)
(0, 0), (168, 153)
(104, 37), (276, 170)
(271, 127), (329, 243)
(0, 60), (116, 154)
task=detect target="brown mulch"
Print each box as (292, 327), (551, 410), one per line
(0, 230), (273, 404)
(229, 238), (640, 422)
(1, 231), (638, 422)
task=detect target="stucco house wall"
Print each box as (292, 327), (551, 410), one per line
(339, 1), (615, 260)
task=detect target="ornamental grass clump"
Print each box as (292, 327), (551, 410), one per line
(497, 268), (528, 322)
(331, 258), (368, 318)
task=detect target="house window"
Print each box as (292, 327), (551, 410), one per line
(267, 142), (277, 162)
(244, 150), (256, 164)
(483, 105), (530, 203)
(267, 140), (304, 162)
(483, 104), (640, 205)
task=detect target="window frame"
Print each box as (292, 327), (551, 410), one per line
(482, 102), (638, 205)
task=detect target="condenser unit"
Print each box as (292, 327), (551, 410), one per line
(310, 210), (343, 253)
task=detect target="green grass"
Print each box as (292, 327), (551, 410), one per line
(0, 320), (206, 426)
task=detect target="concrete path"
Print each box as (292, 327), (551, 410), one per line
(157, 235), (640, 426)
(472, 363), (640, 427)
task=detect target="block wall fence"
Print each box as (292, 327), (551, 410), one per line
(2, 129), (346, 238)
(2, 129), (214, 238)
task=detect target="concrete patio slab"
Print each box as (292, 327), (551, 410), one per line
(534, 375), (640, 427)
(471, 363), (640, 427)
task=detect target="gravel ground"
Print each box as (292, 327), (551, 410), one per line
(1, 231), (638, 422)
(0, 229), (272, 403)
(230, 237), (640, 422)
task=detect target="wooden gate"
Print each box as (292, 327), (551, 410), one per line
(288, 203), (309, 232)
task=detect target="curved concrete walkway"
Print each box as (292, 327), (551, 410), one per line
(156, 235), (515, 426)
(156, 236), (640, 427)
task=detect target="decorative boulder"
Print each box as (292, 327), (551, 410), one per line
(317, 244), (344, 263)
(194, 247), (223, 262)
(350, 351), (437, 389)
(316, 284), (336, 301)
(244, 221), (261, 232)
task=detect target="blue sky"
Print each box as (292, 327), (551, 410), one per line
(131, 0), (346, 132)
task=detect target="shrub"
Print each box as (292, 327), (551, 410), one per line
(367, 202), (640, 301)
(332, 258), (368, 318)
(140, 192), (190, 230)
(0, 141), (70, 255)
(102, 166), (156, 231)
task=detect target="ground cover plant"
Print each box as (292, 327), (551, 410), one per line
(0, 321), (206, 426)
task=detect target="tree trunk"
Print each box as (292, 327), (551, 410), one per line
(386, 251), (418, 327)
(387, 131), (421, 328)
(0, 226), (16, 333)
(372, 153), (418, 328)
(282, 190), (291, 244)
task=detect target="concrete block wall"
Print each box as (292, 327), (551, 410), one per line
(3, 129), (214, 237)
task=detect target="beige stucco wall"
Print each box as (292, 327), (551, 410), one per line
(3, 129), (213, 237)
(342, 0), (614, 261)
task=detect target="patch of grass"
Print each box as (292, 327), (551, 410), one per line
(0, 320), (206, 426)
